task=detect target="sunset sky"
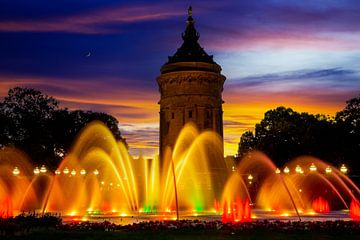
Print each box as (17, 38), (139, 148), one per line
(0, 0), (359, 156)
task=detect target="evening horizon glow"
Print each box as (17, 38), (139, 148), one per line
(0, 1), (359, 156)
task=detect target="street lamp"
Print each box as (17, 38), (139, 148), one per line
(34, 167), (40, 175)
(12, 167), (20, 176)
(71, 169), (76, 176)
(80, 169), (86, 175)
(309, 163), (317, 172)
(325, 166), (332, 174)
(340, 164), (348, 174)
(40, 165), (47, 173)
(248, 174), (253, 185)
(295, 165), (302, 174)
(283, 166), (290, 174)
(275, 168), (281, 174)
(63, 167), (69, 175)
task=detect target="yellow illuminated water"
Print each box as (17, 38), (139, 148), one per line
(0, 122), (359, 220)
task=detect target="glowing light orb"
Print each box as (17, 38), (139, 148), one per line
(40, 165), (47, 173)
(63, 167), (69, 175)
(283, 166), (290, 174)
(309, 163), (317, 172)
(12, 167), (20, 176)
(325, 166), (332, 174)
(340, 164), (348, 174)
(69, 211), (77, 216)
(33, 167), (40, 175)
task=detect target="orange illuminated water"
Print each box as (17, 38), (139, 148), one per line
(0, 121), (359, 220)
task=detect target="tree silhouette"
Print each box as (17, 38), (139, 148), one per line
(0, 87), (124, 169)
(0, 87), (59, 167)
(238, 131), (255, 159)
(335, 96), (360, 171)
(237, 96), (360, 173)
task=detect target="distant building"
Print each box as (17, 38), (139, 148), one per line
(157, 7), (226, 159)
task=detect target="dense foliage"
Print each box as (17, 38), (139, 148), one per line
(0, 87), (124, 169)
(0, 214), (61, 236)
(237, 96), (360, 172)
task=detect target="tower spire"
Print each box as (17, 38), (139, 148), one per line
(166, 6), (214, 64)
(186, 6), (194, 27)
(183, 6), (198, 42)
(188, 6), (192, 17)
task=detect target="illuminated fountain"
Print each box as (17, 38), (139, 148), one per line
(0, 121), (359, 222)
(0, 121), (228, 218)
(44, 122), (139, 215)
(0, 148), (39, 217)
(227, 152), (360, 219)
(159, 123), (227, 213)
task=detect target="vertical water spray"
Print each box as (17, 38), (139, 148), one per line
(171, 157), (179, 220)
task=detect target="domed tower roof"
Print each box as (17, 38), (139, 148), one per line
(166, 6), (215, 65)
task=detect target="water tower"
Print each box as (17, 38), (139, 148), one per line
(157, 7), (226, 160)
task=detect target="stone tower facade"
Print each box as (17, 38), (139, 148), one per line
(157, 7), (226, 159)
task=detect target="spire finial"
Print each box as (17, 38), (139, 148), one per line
(188, 6), (192, 17)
